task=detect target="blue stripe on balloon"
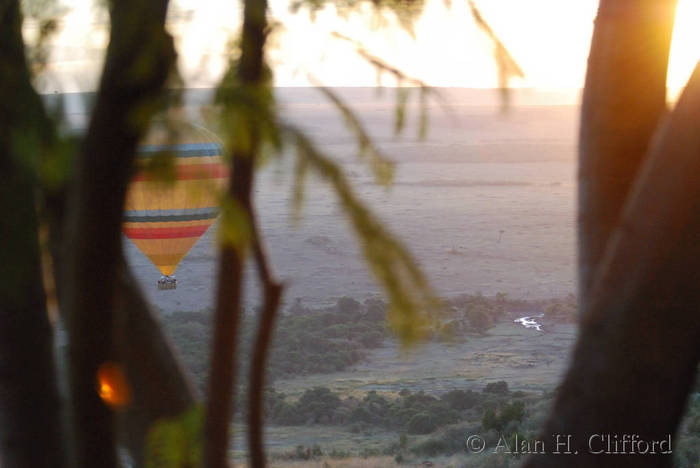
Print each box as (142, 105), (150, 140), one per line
(124, 206), (219, 222)
(137, 142), (223, 158)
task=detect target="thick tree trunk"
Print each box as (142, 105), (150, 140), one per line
(203, 0), (268, 466)
(524, 5), (700, 467)
(577, 0), (677, 311)
(525, 64), (700, 467)
(64, 1), (174, 466)
(0, 2), (66, 467)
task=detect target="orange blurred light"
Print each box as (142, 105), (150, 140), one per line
(96, 362), (131, 409)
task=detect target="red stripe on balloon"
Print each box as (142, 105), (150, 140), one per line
(132, 163), (228, 181)
(123, 225), (210, 239)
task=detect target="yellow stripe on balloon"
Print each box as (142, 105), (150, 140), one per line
(124, 179), (224, 212)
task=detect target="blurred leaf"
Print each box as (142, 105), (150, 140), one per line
(289, 0), (426, 35)
(313, 84), (395, 185)
(216, 63), (280, 162)
(394, 86), (410, 136)
(291, 148), (309, 222)
(331, 31), (452, 136)
(418, 86), (429, 140)
(287, 126), (441, 344)
(468, 0), (524, 111)
(22, 0), (69, 77)
(145, 405), (203, 468)
(217, 194), (251, 252)
(39, 134), (76, 190)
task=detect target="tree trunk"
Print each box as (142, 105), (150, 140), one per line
(0, 2), (66, 467)
(577, 0), (677, 311)
(524, 3), (700, 467)
(64, 1), (174, 466)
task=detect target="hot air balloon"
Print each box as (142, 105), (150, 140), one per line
(123, 121), (227, 289)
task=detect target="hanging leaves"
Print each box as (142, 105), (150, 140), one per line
(287, 125), (441, 344)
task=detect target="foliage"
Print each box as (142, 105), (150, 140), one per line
(481, 401), (524, 432)
(483, 381), (509, 395)
(287, 127), (441, 343)
(164, 297), (389, 393)
(542, 294), (577, 323)
(289, 0), (426, 36)
(264, 385), (520, 436)
(144, 405), (204, 468)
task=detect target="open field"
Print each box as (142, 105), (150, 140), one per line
(124, 88), (578, 313)
(226, 316), (576, 461)
(273, 321), (575, 398)
(122, 88), (581, 467)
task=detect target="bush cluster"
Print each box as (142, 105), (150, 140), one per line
(163, 297), (388, 392)
(265, 382), (517, 437)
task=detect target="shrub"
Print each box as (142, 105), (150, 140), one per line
(483, 381), (509, 394)
(407, 412), (439, 435)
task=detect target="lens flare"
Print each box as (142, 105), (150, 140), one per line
(97, 362), (131, 409)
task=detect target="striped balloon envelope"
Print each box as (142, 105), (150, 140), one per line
(123, 121), (227, 289)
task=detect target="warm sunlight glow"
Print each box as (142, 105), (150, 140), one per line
(668, 0), (700, 98)
(38, 0), (599, 93)
(35, 0), (700, 98)
(97, 362), (131, 409)
(267, 0), (598, 89)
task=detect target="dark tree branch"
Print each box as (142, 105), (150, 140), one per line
(524, 61), (700, 468)
(115, 258), (198, 465)
(247, 215), (283, 468)
(64, 0), (175, 465)
(577, 0), (677, 315)
(203, 0), (269, 465)
(0, 3), (66, 467)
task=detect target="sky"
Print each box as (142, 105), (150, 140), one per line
(26, 0), (700, 98)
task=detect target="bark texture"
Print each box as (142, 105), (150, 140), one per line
(64, 0), (174, 466)
(115, 259), (198, 465)
(0, 3), (66, 466)
(578, 0), (677, 309)
(524, 2), (700, 467)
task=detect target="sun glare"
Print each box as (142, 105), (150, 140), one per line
(668, 0), (700, 98)
(34, 0), (700, 95)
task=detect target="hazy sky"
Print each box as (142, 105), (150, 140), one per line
(28, 0), (700, 95)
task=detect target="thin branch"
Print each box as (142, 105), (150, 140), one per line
(311, 80), (395, 185)
(284, 124), (440, 343)
(247, 212), (283, 468)
(203, 0), (269, 465)
(467, 0), (524, 109)
(330, 31), (452, 114)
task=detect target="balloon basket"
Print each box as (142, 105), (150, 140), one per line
(157, 276), (177, 290)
